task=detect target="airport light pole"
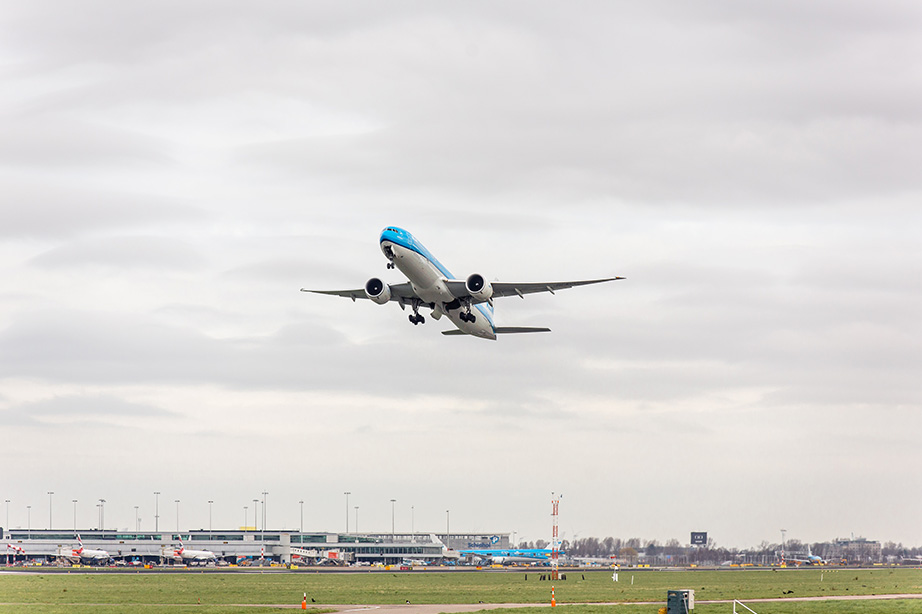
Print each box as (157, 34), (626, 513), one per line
(135, 506), (140, 532)
(47, 491), (54, 529)
(261, 491), (267, 534)
(390, 499), (396, 539)
(299, 500), (304, 533)
(445, 510), (450, 551)
(411, 506), (414, 542)
(175, 500), (180, 533)
(252, 500), (259, 531)
(72, 500), (77, 530)
(5, 500), (10, 532)
(208, 500), (213, 537)
(98, 499), (106, 531)
(153, 492), (160, 533)
(27, 505), (31, 538)
(344, 492), (351, 533)
(243, 506), (248, 530)
(354, 506), (359, 533)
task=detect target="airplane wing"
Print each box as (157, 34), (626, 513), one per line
(301, 283), (417, 303)
(444, 277), (624, 302)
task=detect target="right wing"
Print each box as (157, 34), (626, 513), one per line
(491, 277), (624, 298)
(444, 277), (624, 301)
(300, 283), (417, 303)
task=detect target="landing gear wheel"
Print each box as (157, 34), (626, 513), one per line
(409, 314), (418, 325)
(468, 313), (476, 323)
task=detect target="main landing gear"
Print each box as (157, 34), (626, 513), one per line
(459, 304), (477, 323)
(408, 299), (425, 325)
(409, 313), (425, 325)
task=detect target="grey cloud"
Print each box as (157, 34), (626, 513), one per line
(0, 115), (172, 168)
(30, 236), (207, 270)
(1, 180), (206, 239)
(23, 394), (173, 418)
(0, 394), (173, 428)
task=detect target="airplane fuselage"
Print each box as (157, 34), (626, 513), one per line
(380, 227), (496, 339)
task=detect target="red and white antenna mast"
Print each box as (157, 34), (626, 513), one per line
(551, 492), (561, 580)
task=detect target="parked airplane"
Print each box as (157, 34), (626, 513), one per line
(303, 227), (624, 340)
(58, 535), (110, 564)
(787, 545), (825, 565)
(166, 539), (217, 564)
(460, 547), (557, 565)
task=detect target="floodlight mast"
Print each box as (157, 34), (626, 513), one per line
(551, 492), (561, 580)
(780, 529), (787, 566)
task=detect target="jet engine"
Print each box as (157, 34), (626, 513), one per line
(465, 273), (493, 302)
(364, 277), (392, 304)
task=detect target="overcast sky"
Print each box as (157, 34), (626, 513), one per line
(1, 1), (921, 550)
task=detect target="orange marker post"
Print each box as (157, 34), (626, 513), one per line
(551, 586), (556, 607)
(302, 593), (307, 610)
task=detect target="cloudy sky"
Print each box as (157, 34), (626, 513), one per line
(1, 1), (920, 549)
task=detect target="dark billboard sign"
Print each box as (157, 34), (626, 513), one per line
(691, 532), (708, 545)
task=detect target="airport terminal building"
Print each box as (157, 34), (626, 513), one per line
(2, 528), (510, 566)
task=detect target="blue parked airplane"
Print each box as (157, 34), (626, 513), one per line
(303, 226), (624, 340)
(460, 547), (559, 565)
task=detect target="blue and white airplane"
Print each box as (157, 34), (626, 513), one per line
(303, 226), (623, 340)
(460, 547), (558, 565)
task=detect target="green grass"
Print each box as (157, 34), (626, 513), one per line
(0, 568), (920, 613)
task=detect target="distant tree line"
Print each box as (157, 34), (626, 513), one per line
(514, 536), (922, 566)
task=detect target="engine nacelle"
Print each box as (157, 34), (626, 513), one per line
(364, 277), (392, 304)
(465, 273), (493, 302)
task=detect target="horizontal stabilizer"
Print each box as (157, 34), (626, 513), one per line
(441, 327), (551, 336)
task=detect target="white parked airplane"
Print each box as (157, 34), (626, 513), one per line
(303, 227), (624, 340)
(166, 539), (217, 564)
(58, 535), (110, 564)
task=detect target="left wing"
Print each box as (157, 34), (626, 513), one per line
(444, 277), (624, 302)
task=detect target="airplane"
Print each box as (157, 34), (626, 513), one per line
(57, 535), (110, 564)
(166, 539), (217, 564)
(459, 547), (558, 565)
(786, 545), (825, 566)
(303, 227), (624, 340)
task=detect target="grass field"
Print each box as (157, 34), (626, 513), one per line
(1, 568), (921, 614)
